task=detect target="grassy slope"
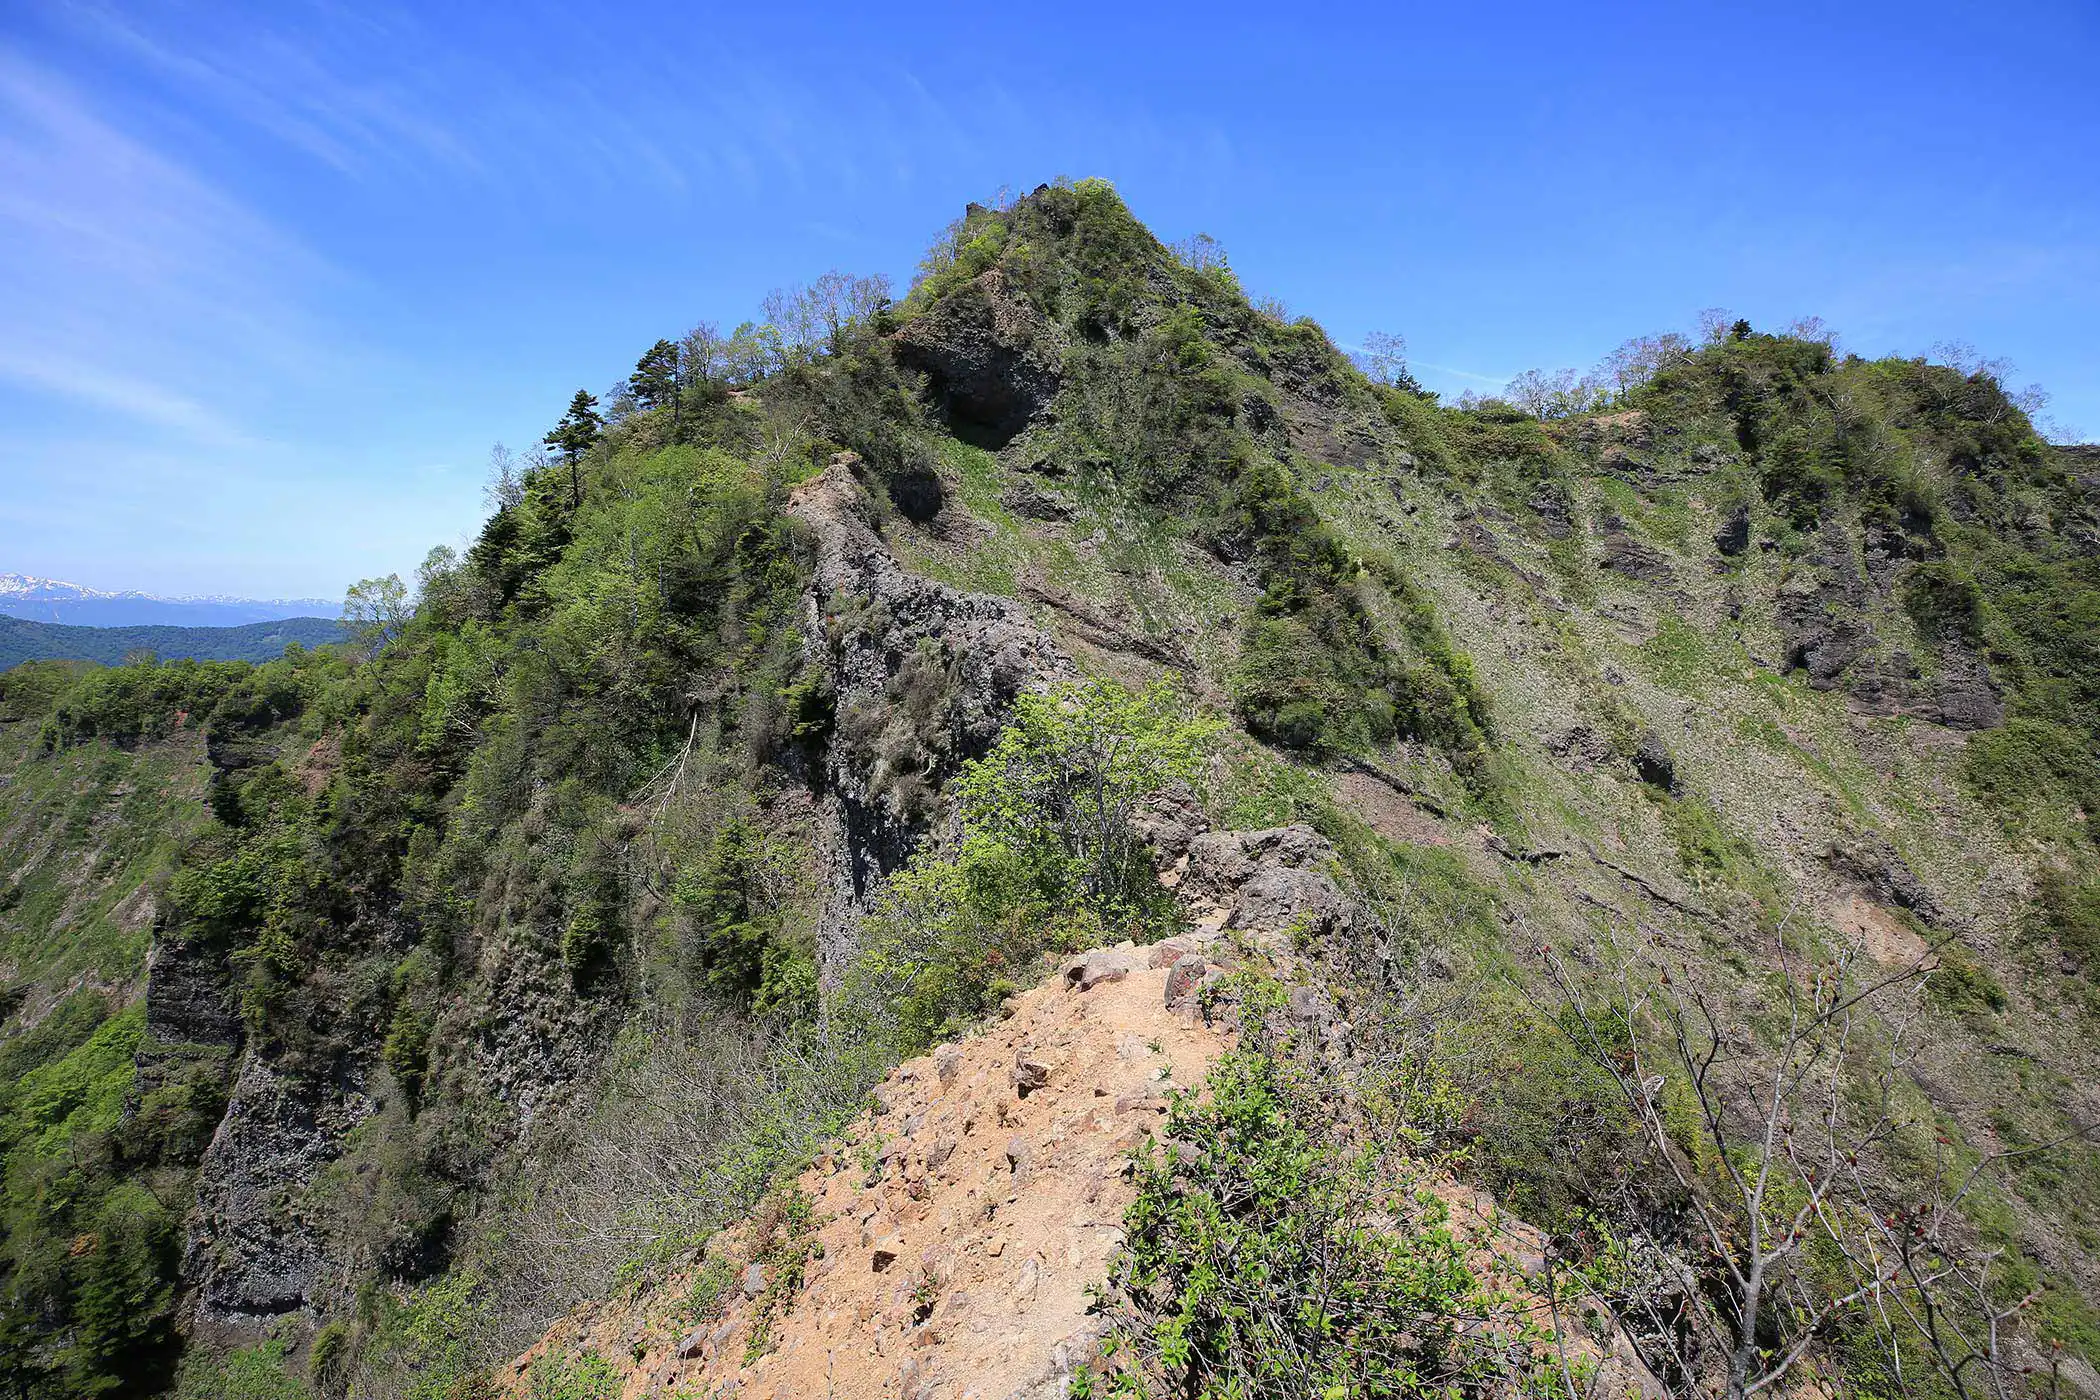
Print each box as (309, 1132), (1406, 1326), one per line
(0, 716), (211, 1007)
(855, 198), (2100, 1364)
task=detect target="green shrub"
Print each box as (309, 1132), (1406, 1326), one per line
(350, 1269), (491, 1400)
(0, 659), (91, 722)
(1099, 991), (1552, 1398)
(1638, 613), (1712, 690)
(674, 817), (817, 1013)
(1227, 464), (1494, 779)
(1664, 793), (1738, 881)
(1927, 941), (2007, 1016)
(1903, 558), (1986, 643)
(1756, 427), (1844, 527)
(1961, 718), (2100, 841)
(308, 1321), (349, 1390)
(525, 1351), (620, 1400)
(848, 679), (1218, 1046)
(174, 1335), (309, 1399)
(42, 656), (255, 749)
(2031, 870), (2100, 972)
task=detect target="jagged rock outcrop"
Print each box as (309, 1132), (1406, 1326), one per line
(1776, 584), (2003, 728)
(1182, 826), (1358, 944)
(142, 932), (242, 1050)
(789, 456), (1077, 979)
(892, 267), (1064, 448)
(1923, 643), (2005, 729)
(184, 1058), (373, 1329)
(1598, 519), (1675, 584)
(1530, 482), (1578, 538)
(1633, 728), (1679, 793)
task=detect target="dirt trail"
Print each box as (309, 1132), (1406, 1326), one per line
(506, 945), (1227, 1399)
(503, 816), (1664, 1399)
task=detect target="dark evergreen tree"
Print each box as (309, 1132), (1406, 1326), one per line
(632, 340), (679, 411)
(544, 389), (603, 505)
(633, 338), (682, 441)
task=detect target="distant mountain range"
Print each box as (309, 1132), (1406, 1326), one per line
(0, 572), (338, 627)
(0, 614), (347, 670)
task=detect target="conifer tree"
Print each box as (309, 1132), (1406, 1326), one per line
(544, 389), (602, 505)
(632, 339), (682, 439)
(631, 340), (679, 412)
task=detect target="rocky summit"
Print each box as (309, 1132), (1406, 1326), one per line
(2, 180), (2097, 1400)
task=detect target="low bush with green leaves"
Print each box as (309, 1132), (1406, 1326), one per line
(1091, 980), (1559, 1399)
(848, 677), (1219, 1046)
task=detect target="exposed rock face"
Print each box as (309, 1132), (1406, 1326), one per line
(1924, 643), (2005, 730)
(1000, 478), (1073, 521)
(1714, 503), (1751, 556)
(1546, 725), (1617, 773)
(1564, 411), (1653, 459)
(143, 933), (242, 1050)
(1529, 483), (1577, 538)
(1633, 729), (1679, 793)
(1775, 573), (2002, 728)
(789, 458), (1077, 980)
(455, 937), (604, 1128)
(1598, 528), (1675, 584)
(891, 267), (1063, 448)
(1830, 832), (1943, 927)
(1181, 826), (1356, 944)
(1127, 784), (1210, 877)
(184, 1058), (373, 1328)
(1780, 605), (1875, 690)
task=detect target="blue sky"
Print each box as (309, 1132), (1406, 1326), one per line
(2, 0), (2095, 600)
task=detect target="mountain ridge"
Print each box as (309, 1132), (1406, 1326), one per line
(0, 613), (347, 670)
(0, 573), (338, 628)
(1, 180), (2096, 1400)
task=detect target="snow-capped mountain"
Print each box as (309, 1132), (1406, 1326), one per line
(0, 573), (336, 627)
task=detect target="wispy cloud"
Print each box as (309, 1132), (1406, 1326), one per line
(1413, 359), (1509, 386)
(64, 0), (484, 180)
(2, 2), (1248, 595)
(0, 47), (327, 440)
(0, 351), (245, 442)
(48, 1), (1235, 221)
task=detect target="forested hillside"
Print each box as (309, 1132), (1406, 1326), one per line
(0, 616), (346, 670)
(1, 181), (2095, 1399)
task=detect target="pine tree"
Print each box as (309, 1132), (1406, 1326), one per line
(632, 339), (681, 440)
(544, 390), (603, 506)
(632, 340), (679, 411)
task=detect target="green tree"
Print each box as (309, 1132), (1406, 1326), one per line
(341, 574), (409, 654)
(850, 679), (1221, 1045)
(631, 340), (679, 408)
(630, 339), (681, 438)
(953, 678), (1220, 917)
(543, 389), (603, 504)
